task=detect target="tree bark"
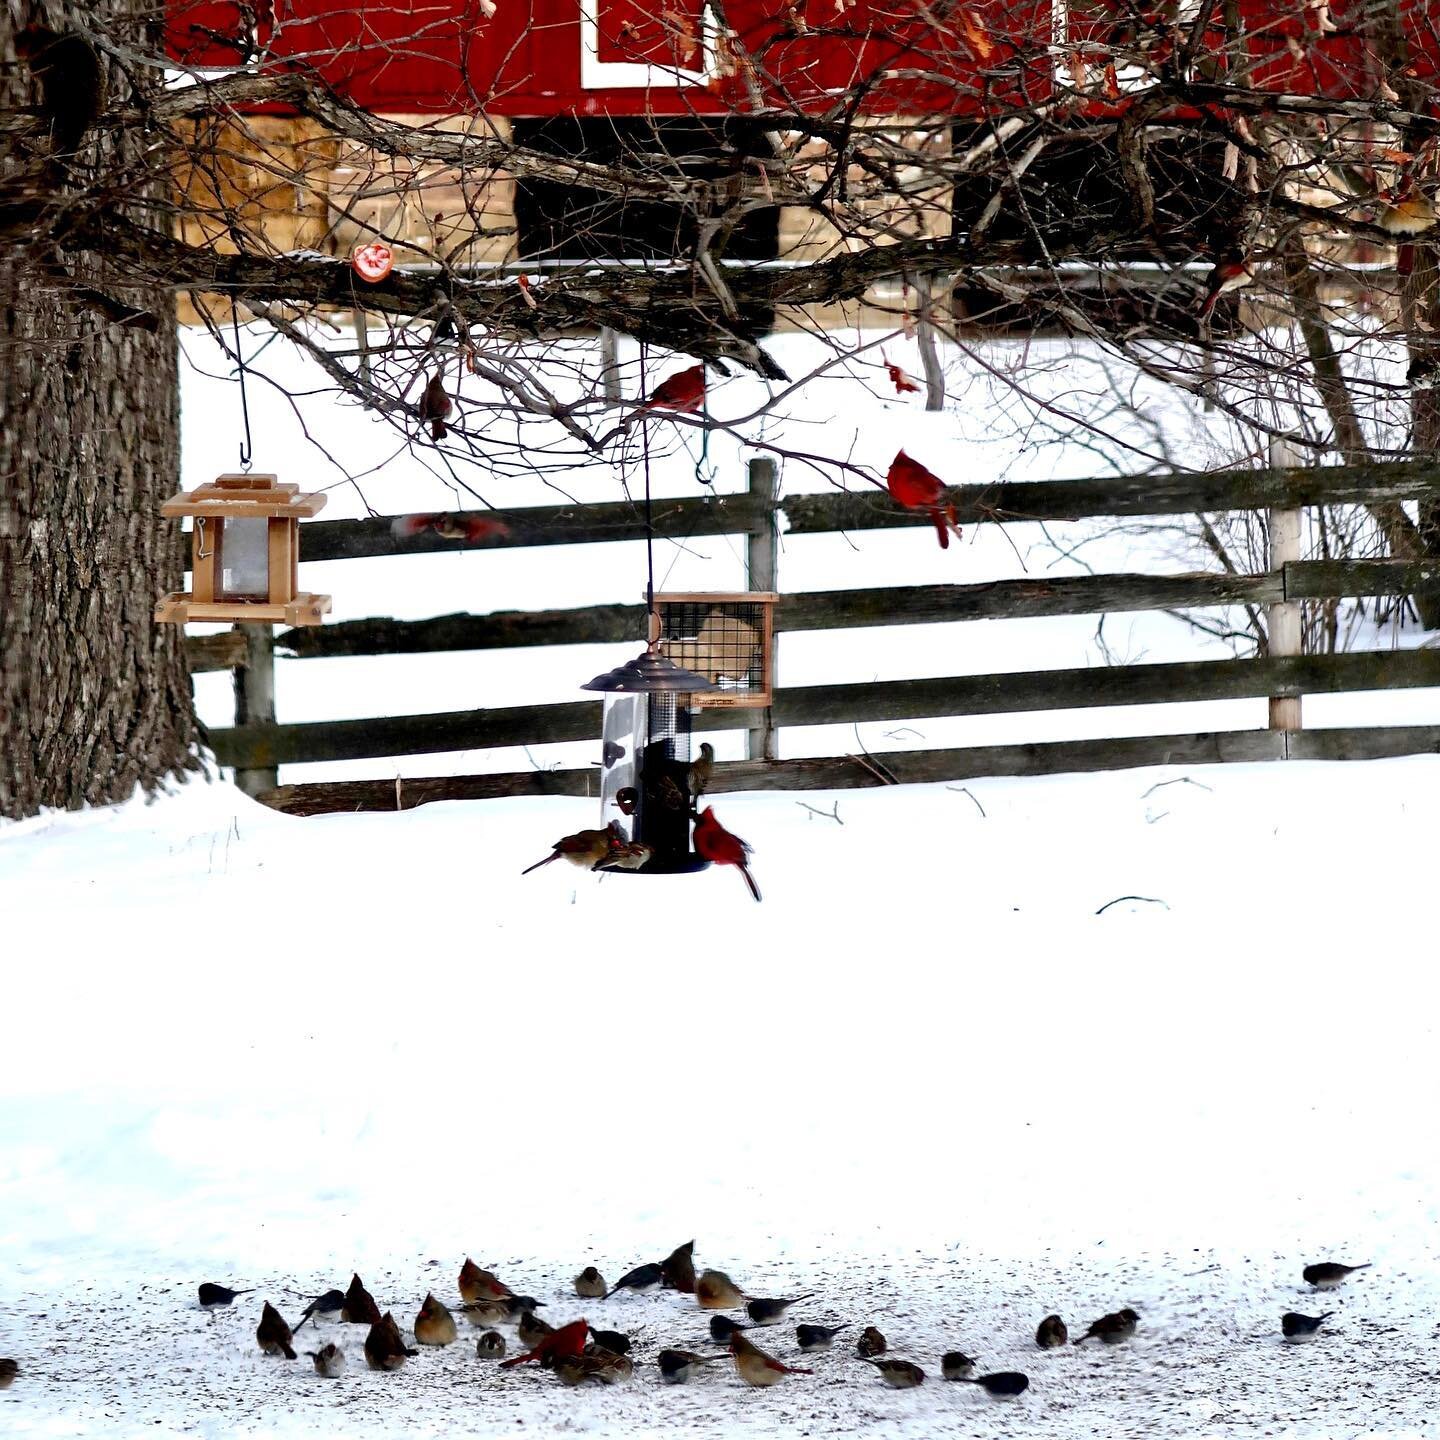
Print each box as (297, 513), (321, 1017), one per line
(0, 3), (199, 819)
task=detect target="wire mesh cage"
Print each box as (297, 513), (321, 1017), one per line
(652, 593), (776, 709)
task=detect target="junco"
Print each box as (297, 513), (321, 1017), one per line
(588, 1328), (631, 1356)
(657, 1349), (724, 1384)
(941, 1351), (976, 1380)
(199, 1283), (255, 1313)
(294, 1289), (345, 1332)
(961, 1371), (1030, 1398)
(606, 1263), (663, 1298)
(710, 1315), (749, 1345)
(795, 1323), (848, 1353)
(1282, 1311), (1333, 1342)
(1303, 1262), (1370, 1291)
(746, 1294), (815, 1326)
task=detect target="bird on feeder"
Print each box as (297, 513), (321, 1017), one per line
(521, 825), (622, 876)
(594, 840), (653, 872)
(688, 743), (715, 806)
(693, 809), (761, 903)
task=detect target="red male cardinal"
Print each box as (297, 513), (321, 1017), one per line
(390, 513), (510, 544)
(629, 365), (705, 425)
(886, 451), (962, 550)
(883, 355), (921, 394)
(693, 808), (761, 902)
(499, 1318), (590, 1369)
(419, 373), (452, 440)
(1198, 254), (1254, 317)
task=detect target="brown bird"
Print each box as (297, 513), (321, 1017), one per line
(414, 1293), (458, 1346)
(688, 743), (715, 805)
(364, 1312), (417, 1371)
(475, 1329), (507, 1359)
(1073, 1308), (1138, 1345)
(866, 1358), (925, 1388)
(522, 826), (619, 876)
(941, 1350), (976, 1379)
(14, 24), (106, 158)
(857, 1326), (887, 1358)
(661, 1239), (697, 1295)
(306, 1343), (345, 1377)
(419, 372), (452, 441)
(341, 1274), (383, 1327)
(0, 1359), (18, 1389)
(574, 1266), (607, 1299)
(747, 1293), (815, 1326)
(554, 1349), (634, 1385)
(256, 1302), (297, 1360)
(696, 1268), (746, 1309)
(458, 1259), (513, 1306)
(1036, 1314), (1067, 1348)
(1304, 1261), (1371, 1290)
(1379, 184), (1436, 237)
(729, 1330), (812, 1387)
(517, 1310), (555, 1351)
(594, 840), (653, 873)
(1197, 253), (1254, 318)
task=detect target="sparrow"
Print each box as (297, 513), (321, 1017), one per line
(1282, 1311), (1333, 1342)
(198, 1283), (255, 1313)
(796, 1323), (848, 1352)
(657, 1348), (725, 1383)
(661, 1239), (697, 1295)
(629, 365), (705, 425)
(710, 1315), (750, 1345)
(294, 1289), (346, 1331)
(1198, 252), (1254, 317)
(500, 1318), (590, 1368)
(941, 1350), (976, 1379)
(459, 1260), (514, 1306)
(256, 1302), (297, 1359)
(554, 1350), (633, 1385)
(1303, 1262), (1371, 1290)
(728, 1330), (813, 1387)
(14, 24), (106, 158)
(857, 1326), (887, 1358)
(606, 1262), (664, 1297)
(688, 744), (715, 805)
(364, 1313), (416, 1371)
(588, 1328), (631, 1356)
(475, 1329), (507, 1359)
(419, 372), (452, 441)
(390, 513), (510, 545)
(746, 1294), (815, 1326)
(594, 840), (653, 872)
(886, 451), (962, 550)
(522, 826), (619, 876)
(865, 1358), (925, 1388)
(574, 1266), (607, 1299)
(1379, 184), (1436, 236)
(0, 1359), (18, 1389)
(342, 1274), (383, 1327)
(696, 1268), (747, 1309)
(414, 1293), (458, 1346)
(517, 1310), (556, 1350)
(306, 1343), (345, 1377)
(692, 810), (761, 903)
(1074, 1308), (1138, 1345)
(1036, 1314), (1068, 1348)
(460, 1300), (510, 1327)
(961, 1370), (1030, 1398)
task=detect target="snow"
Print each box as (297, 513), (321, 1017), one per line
(3, 759), (1440, 1437)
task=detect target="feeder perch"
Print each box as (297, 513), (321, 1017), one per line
(582, 647), (718, 874)
(154, 474), (331, 626)
(652, 592), (776, 709)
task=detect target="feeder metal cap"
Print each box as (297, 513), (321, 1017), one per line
(581, 648), (719, 694)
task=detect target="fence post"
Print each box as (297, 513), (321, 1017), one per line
(232, 623), (278, 796)
(746, 456), (779, 762)
(1267, 507), (1303, 748)
(600, 326), (622, 404)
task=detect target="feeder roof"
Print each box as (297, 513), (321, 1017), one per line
(582, 648), (720, 694)
(162, 474), (327, 520)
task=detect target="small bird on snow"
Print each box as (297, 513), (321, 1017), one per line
(475, 1329), (507, 1359)
(941, 1350), (976, 1379)
(796, 1322), (848, 1353)
(696, 1268), (747, 1309)
(606, 1261), (664, 1297)
(307, 1343), (345, 1377)
(414, 1293), (458, 1346)
(728, 1330), (812, 1387)
(294, 1289), (345, 1332)
(710, 1314), (749, 1345)
(1074, 1308), (1138, 1345)
(661, 1239), (698, 1295)
(574, 1266), (607, 1299)
(0, 1359), (18, 1389)
(1282, 1311), (1333, 1342)
(961, 1370), (1030, 1398)
(199, 1282), (255, 1315)
(1303, 1262), (1370, 1290)
(341, 1274), (383, 1327)
(865, 1357), (925, 1388)
(657, 1348), (725, 1384)
(1036, 1314), (1068, 1348)
(746, 1293), (815, 1326)
(256, 1302), (297, 1359)
(857, 1326), (887, 1358)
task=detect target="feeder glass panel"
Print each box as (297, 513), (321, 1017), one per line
(600, 695), (640, 840)
(219, 518), (270, 601)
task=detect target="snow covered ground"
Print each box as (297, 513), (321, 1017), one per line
(2, 759), (1438, 1437)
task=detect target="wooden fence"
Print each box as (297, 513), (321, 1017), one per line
(183, 458), (1440, 815)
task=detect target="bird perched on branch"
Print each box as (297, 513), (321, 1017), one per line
(693, 809), (761, 903)
(14, 23), (106, 159)
(1303, 1261), (1370, 1290)
(796, 1322), (848, 1353)
(414, 1293), (458, 1346)
(307, 1343), (345, 1377)
(574, 1266), (607, 1299)
(1036, 1314), (1068, 1348)
(658, 1348), (725, 1384)
(294, 1289), (345, 1332)
(729, 1330), (812, 1386)
(1198, 252), (1254, 318)
(696, 1268), (747, 1309)
(419, 372), (452, 441)
(256, 1302), (297, 1360)
(198, 1283), (254, 1314)
(1282, 1310), (1333, 1342)
(606, 1262), (664, 1298)
(865, 1358), (926, 1388)
(1378, 183), (1436, 237)
(391, 513), (510, 545)
(1073, 1308), (1138, 1345)
(747, 1293), (815, 1326)
(661, 1239), (698, 1295)
(342, 1274), (383, 1327)
(627, 365), (705, 427)
(960, 1370), (1029, 1398)
(522, 825), (620, 876)
(500, 1318), (590, 1368)
(886, 451), (962, 550)
(365, 1313), (417, 1371)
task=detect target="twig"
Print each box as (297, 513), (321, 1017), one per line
(1140, 776), (1213, 799)
(1095, 895), (1170, 915)
(796, 800), (844, 825)
(945, 785), (987, 818)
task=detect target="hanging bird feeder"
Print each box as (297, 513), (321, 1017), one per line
(652, 592), (777, 708)
(155, 474), (331, 626)
(582, 646), (718, 874)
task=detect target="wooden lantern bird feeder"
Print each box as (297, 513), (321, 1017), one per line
(155, 474), (331, 626)
(652, 592), (776, 708)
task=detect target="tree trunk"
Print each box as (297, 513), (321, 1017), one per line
(0, 3), (199, 819)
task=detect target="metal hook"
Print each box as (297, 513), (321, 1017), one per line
(231, 300), (254, 472)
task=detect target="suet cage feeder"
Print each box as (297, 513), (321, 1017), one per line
(582, 647), (718, 875)
(155, 474), (331, 626)
(652, 593), (776, 709)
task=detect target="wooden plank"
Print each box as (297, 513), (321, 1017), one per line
(209, 650), (1440, 770)
(781, 461), (1440, 535)
(253, 730), (1283, 815)
(184, 630), (249, 672)
(1288, 725), (1440, 762)
(1284, 558), (1440, 598)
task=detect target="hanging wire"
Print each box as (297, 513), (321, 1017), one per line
(231, 299), (254, 472)
(639, 344), (656, 627)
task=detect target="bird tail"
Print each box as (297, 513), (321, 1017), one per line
(786, 1365), (814, 1375)
(1353, 1264), (1372, 1271)
(521, 853), (557, 876)
(1199, 289), (1220, 319)
(294, 1312), (312, 1333)
(431, 418), (447, 442)
(1318, 1311), (1335, 1321)
(282, 1342), (298, 1361)
(1072, 1336), (1087, 1346)
(739, 864), (762, 903)
(930, 507), (950, 549)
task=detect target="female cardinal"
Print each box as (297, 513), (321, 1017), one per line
(628, 365), (705, 426)
(693, 809), (761, 902)
(414, 1293), (457, 1346)
(886, 451), (962, 549)
(521, 825), (619, 876)
(391, 513), (510, 544)
(256, 1302), (297, 1359)
(728, 1330), (812, 1387)
(695, 1267), (747, 1308)
(500, 1318), (590, 1368)
(458, 1259), (513, 1305)
(1198, 253), (1254, 317)
(341, 1274), (382, 1326)
(419, 372), (452, 440)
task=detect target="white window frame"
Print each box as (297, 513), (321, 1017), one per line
(579, 0), (714, 89)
